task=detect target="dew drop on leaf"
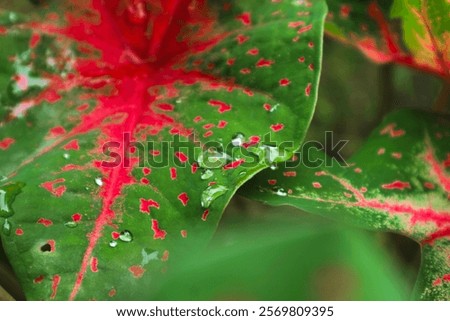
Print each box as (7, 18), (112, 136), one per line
(272, 187), (287, 197)
(109, 240), (118, 248)
(63, 153), (70, 160)
(119, 230), (133, 242)
(269, 104), (279, 112)
(200, 169), (214, 180)
(64, 221), (78, 228)
(0, 182), (25, 218)
(231, 133), (245, 147)
(201, 185), (228, 208)
(2, 219), (11, 236)
(95, 177), (103, 186)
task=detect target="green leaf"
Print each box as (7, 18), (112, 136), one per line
(240, 109), (450, 299)
(325, 0), (449, 78)
(154, 217), (409, 300)
(0, 0), (327, 300)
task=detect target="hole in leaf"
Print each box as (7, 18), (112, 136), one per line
(40, 243), (51, 252)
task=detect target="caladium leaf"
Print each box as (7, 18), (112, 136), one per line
(240, 109), (450, 300)
(325, 0), (450, 79)
(0, 0), (326, 300)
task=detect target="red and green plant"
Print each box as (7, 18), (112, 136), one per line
(0, 0), (448, 301)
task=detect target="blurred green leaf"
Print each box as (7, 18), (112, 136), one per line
(153, 218), (409, 300)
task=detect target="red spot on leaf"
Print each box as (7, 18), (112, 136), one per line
(15, 228), (23, 236)
(34, 275), (44, 284)
(443, 154), (450, 168)
(256, 58), (274, 67)
(270, 123), (284, 132)
(50, 275), (60, 300)
(226, 58), (236, 65)
(49, 126), (66, 137)
(208, 99), (232, 113)
(142, 167), (151, 175)
(240, 68), (251, 74)
(298, 24), (312, 34)
(381, 181), (411, 190)
(217, 120), (228, 128)
(151, 219), (167, 240)
(380, 123), (405, 137)
(279, 78), (291, 86)
(90, 257), (98, 272)
(29, 33), (41, 48)
(283, 171), (297, 177)
(247, 48), (259, 55)
(129, 265), (145, 279)
(0, 138), (15, 150)
(140, 198), (160, 214)
(156, 103), (174, 111)
(170, 167), (177, 180)
(263, 103), (272, 111)
(236, 12), (251, 25)
(111, 232), (120, 240)
(224, 159), (245, 170)
(288, 21), (305, 28)
(201, 209), (210, 221)
(424, 182), (435, 189)
(175, 151), (188, 163)
(72, 213), (82, 222)
(298, 57), (305, 63)
(236, 34), (249, 44)
(178, 192), (189, 206)
(108, 288), (117, 297)
(391, 152), (402, 159)
(180, 230), (188, 238)
(37, 218), (53, 227)
(40, 178), (66, 197)
(305, 83), (312, 96)
(340, 5), (351, 18)
(377, 148), (386, 155)
(161, 250), (169, 262)
(268, 179), (277, 185)
(63, 139), (80, 150)
(191, 162), (199, 174)
(313, 182), (322, 188)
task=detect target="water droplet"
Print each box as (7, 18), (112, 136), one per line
(119, 230), (133, 242)
(272, 187), (287, 197)
(231, 133), (245, 147)
(197, 150), (231, 169)
(0, 176), (7, 182)
(63, 153), (70, 159)
(95, 177), (103, 186)
(2, 219), (11, 236)
(269, 104), (279, 112)
(270, 164), (278, 170)
(64, 221), (77, 228)
(109, 240), (118, 248)
(0, 182), (25, 218)
(200, 169), (214, 180)
(201, 185), (228, 208)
